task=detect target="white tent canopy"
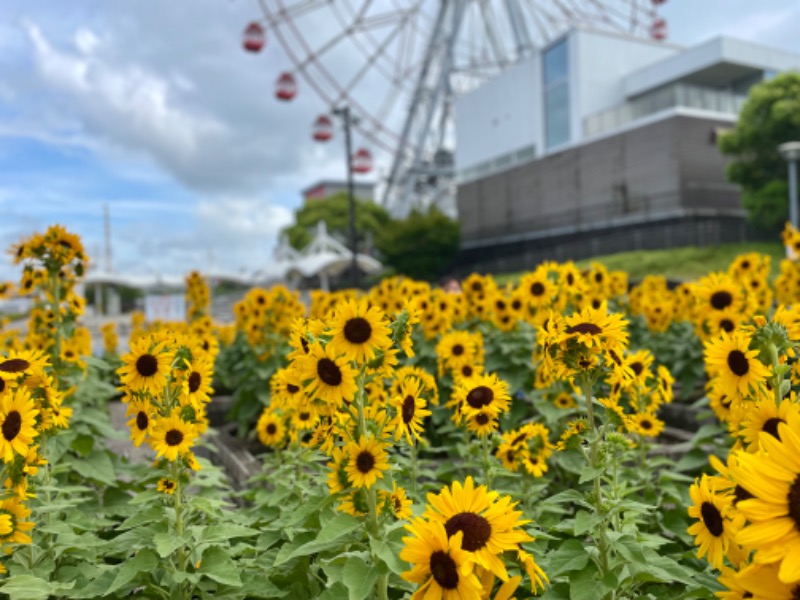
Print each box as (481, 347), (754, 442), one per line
(86, 220), (381, 294)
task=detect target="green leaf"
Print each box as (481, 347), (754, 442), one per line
(70, 450), (116, 485)
(106, 548), (159, 595)
(154, 531), (185, 558)
(199, 545), (243, 587)
(547, 539), (590, 576)
(342, 555), (383, 600)
(274, 514), (362, 566)
(196, 523), (261, 545)
(0, 575), (74, 600)
(573, 510), (604, 536)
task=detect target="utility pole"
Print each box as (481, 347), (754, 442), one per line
(779, 142), (800, 229)
(333, 105), (360, 288)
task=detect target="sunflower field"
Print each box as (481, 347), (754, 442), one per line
(3, 223), (800, 599)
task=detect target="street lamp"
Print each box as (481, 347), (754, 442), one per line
(779, 141), (800, 229)
(332, 106), (360, 288)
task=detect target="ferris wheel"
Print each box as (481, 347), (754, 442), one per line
(243, 0), (668, 215)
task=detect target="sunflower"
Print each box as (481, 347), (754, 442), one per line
(625, 412), (665, 438)
(740, 395), (800, 452)
(390, 378), (432, 446)
(464, 410), (497, 437)
(296, 342), (358, 409)
(436, 331), (478, 373)
(453, 373), (510, 421)
(118, 336), (174, 395)
(687, 474), (743, 570)
(424, 477), (532, 579)
(157, 478), (177, 495)
(0, 350), (48, 378)
(149, 411), (197, 461)
(519, 270), (554, 308)
(126, 398), (154, 447)
(733, 562), (800, 599)
(384, 483), (413, 520)
(181, 357), (214, 409)
(704, 331), (770, 399)
(0, 496), (34, 545)
(400, 519), (483, 600)
(553, 392), (576, 409)
(345, 436), (389, 489)
(730, 416), (800, 584)
(695, 273), (743, 314)
(328, 300), (392, 364)
(561, 302), (629, 353)
(522, 452), (549, 477)
(0, 386), (39, 462)
(256, 409), (285, 447)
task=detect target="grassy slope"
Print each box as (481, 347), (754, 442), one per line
(494, 242), (785, 285)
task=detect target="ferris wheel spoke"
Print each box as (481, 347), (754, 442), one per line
(261, 0), (332, 27)
(476, 0), (510, 67)
(503, 0), (534, 56)
(334, 13), (410, 104)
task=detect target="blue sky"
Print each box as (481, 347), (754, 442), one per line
(1, 0), (799, 280)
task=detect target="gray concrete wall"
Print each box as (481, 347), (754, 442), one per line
(457, 114), (741, 244)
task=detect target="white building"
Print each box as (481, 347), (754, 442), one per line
(454, 27), (800, 273)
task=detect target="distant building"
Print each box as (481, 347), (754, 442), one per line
(302, 180), (375, 203)
(454, 27), (800, 273)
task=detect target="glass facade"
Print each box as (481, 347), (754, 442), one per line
(543, 39), (570, 150)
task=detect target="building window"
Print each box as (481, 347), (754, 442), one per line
(543, 39), (570, 150)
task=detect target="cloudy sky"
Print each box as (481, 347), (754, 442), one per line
(1, 0), (799, 280)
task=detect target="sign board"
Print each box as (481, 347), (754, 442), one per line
(144, 294), (185, 322)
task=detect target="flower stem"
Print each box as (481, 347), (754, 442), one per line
(579, 375), (610, 576)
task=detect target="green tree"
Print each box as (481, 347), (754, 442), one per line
(375, 207), (460, 281)
(718, 71), (800, 230)
(283, 192), (391, 250)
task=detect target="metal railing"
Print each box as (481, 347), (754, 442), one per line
(584, 83), (748, 138)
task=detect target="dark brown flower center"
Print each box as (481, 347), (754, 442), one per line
(461, 365), (473, 377)
(0, 378), (5, 393)
(136, 411), (148, 431)
(726, 350), (749, 377)
(788, 476), (800, 531)
(266, 423), (277, 435)
(344, 317), (372, 345)
(429, 550), (459, 589)
(402, 396), (415, 424)
(165, 429), (184, 447)
(734, 485), (754, 506)
(0, 358), (30, 373)
(475, 413), (489, 426)
(700, 501), (724, 537)
(452, 344), (464, 356)
(762, 418), (785, 440)
(356, 450), (375, 473)
(640, 419), (653, 430)
(466, 386), (494, 409)
(630, 362), (644, 376)
(565, 323), (602, 335)
(317, 358), (343, 386)
(710, 291), (733, 310)
(444, 512), (492, 552)
(2, 411), (21, 441)
(287, 383), (300, 394)
(188, 372), (201, 393)
(531, 282), (545, 296)
(135, 354), (158, 377)
(720, 319), (735, 333)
